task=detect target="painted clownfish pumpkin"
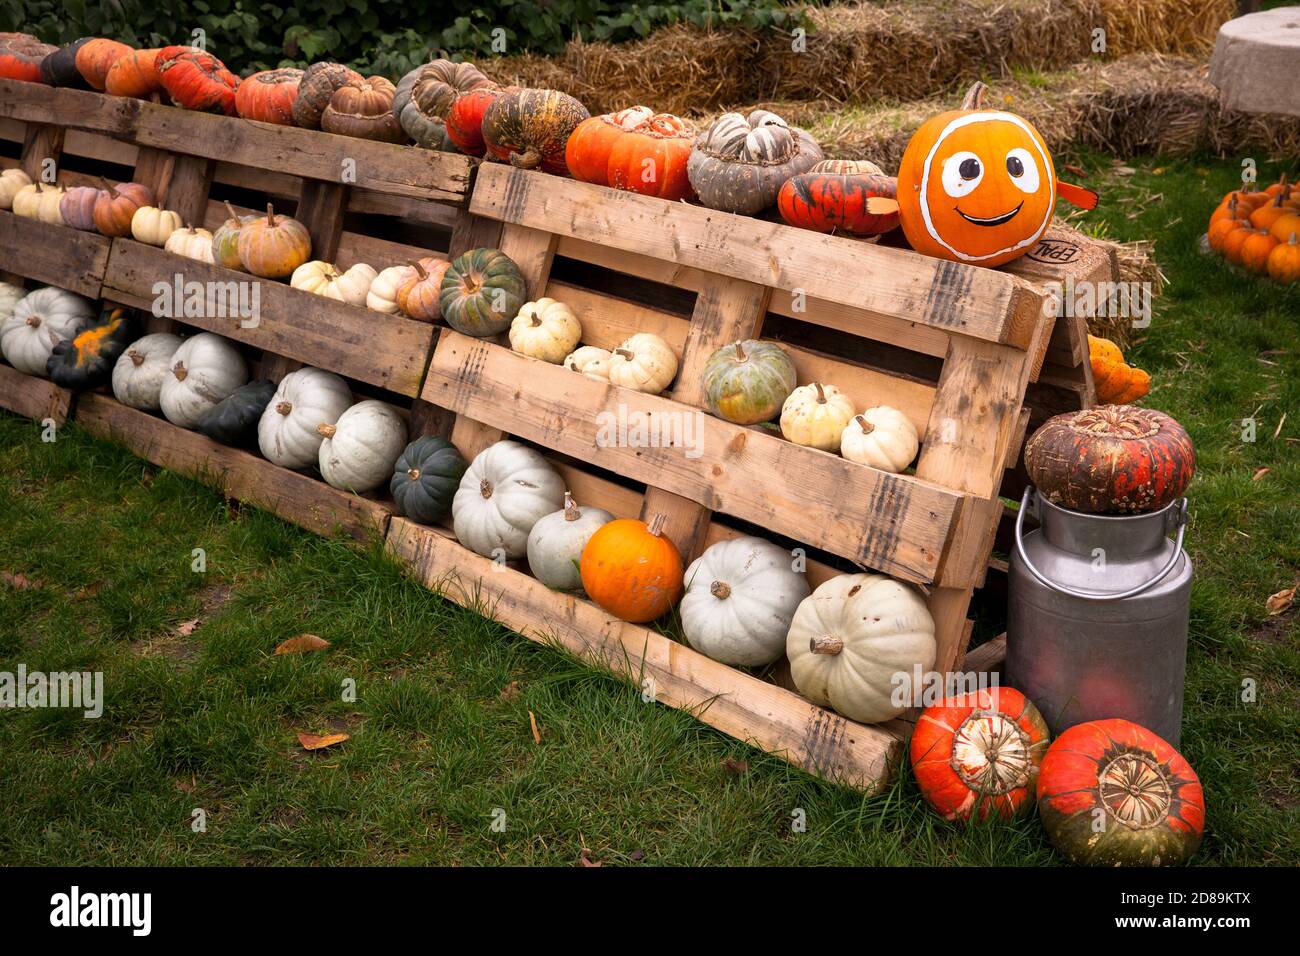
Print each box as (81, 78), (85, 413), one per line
(878, 82), (1098, 268)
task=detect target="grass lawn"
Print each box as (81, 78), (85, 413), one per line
(1, 150), (1296, 867)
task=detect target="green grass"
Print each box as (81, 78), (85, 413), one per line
(1, 151), (1298, 866)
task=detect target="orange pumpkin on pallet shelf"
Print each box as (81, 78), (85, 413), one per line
(778, 159), (900, 237)
(92, 178), (154, 237)
(73, 37), (132, 90)
(0, 32), (55, 83)
(235, 68), (303, 125)
(104, 47), (162, 98)
(1267, 232), (1300, 283)
(395, 258), (450, 322)
(580, 514), (684, 624)
(1088, 335), (1150, 405)
(1239, 229), (1279, 274)
(235, 203), (311, 278)
(566, 106), (696, 201)
(155, 46), (239, 115)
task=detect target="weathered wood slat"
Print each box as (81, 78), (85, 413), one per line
(0, 364), (73, 424)
(0, 212), (111, 298)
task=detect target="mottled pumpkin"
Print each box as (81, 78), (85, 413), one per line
(38, 38), (94, 88)
(235, 203), (312, 279)
(1088, 335), (1150, 405)
(687, 109), (823, 214)
(778, 159), (900, 237)
(73, 37), (131, 90)
(211, 201), (256, 270)
(446, 86), (502, 157)
(292, 62), (362, 130)
(396, 257), (450, 322)
(104, 48), (162, 98)
(439, 247), (527, 337)
(321, 76), (403, 143)
(155, 46), (239, 115)
(394, 59), (496, 150)
(92, 178), (154, 238)
(482, 88), (590, 175)
(566, 106), (696, 201)
(0, 32), (55, 83)
(46, 306), (134, 390)
(580, 514), (684, 623)
(235, 68), (302, 125)
(701, 339), (797, 424)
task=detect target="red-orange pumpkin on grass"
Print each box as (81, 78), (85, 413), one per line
(566, 106), (696, 201)
(155, 46), (239, 115)
(580, 514), (684, 623)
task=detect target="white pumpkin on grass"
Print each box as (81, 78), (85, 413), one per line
(680, 536), (810, 666)
(291, 261), (377, 307)
(509, 298), (582, 364)
(111, 332), (183, 411)
(317, 399), (408, 492)
(785, 573), (936, 724)
(453, 440), (565, 560)
(780, 382), (854, 451)
(1, 287), (96, 376)
(607, 332), (678, 393)
(159, 332), (249, 428)
(366, 265), (413, 314)
(0, 281), (24, 324)
(840, 406), (919, 473)
(526, 492), (614, 592)
(564, 345), (612, 381)
(257, 366), (352, 469)
(130, 206), (183, 246)
(164, 226), (215, 263)
(0, 168), (32, 210)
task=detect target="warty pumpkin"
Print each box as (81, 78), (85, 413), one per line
(0, 167), (32, 209)
(104, 48), (162, 99)
(155, 46), (239, 115)
(780, 382), (855, 451)
(566, 106), (696, 201)
(159, 332), (249, 428)
(509, 298), (582, 363)
(778, 159), (900, 237)
(1088, 334), (1150, 405)
(293, 62), (362, 130)
(0, 32), (55, 84)
(1, 287), (96, 376)
(394, 59), (496, 150)
(111, 332), (183, 410)
(702, 339), (796, 425)
(580, 514), (684, 623)
(481, 88), (590, 175)
(257, 367), (352, 469)
(236, 204), (311, 278)
(46, 306), (134, 390)
(445, 86), (502, 157)
(688, 109), (823, 215)
(526, 492), (614, 593)
(439, 247), (526, 337)
(321, 76), (403, 143)
(390, 436), (468, 526)
(452, 440), (565, 559)
(317, 400), (408, 493)
(235, 68), (303, 125)
(1267, 232), (1300, 283)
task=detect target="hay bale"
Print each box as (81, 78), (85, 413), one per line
(1095, 0), (1234, 57)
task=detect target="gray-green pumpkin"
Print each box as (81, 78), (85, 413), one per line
(393, 59), (495, 151)
(439, 247), (527, 337)
(701, 340), (798, 424)
(390, 436), (468, 525)
(687, 110), (823, 215)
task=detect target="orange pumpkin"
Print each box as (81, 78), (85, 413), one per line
(778, 159), (900, 237)
(1208, 195), (1243, 228)
(566, 106), (696, 201)
(92, 177), (154, 237)
(1238, 229), (1278, 274)
(234, 203), (311, 279)
(234, 68), (303, 125)
(74, 38), (132, 91)
(1221, 221), (1256, 264)
(0, 32), (55, 83)
(104, 47), (162, 98)
(155, 46), (239, 115)
(580, 514), (684, 623)
(1267, 232), (1300, 283)
(396, 257), (450, 321)
(1207, 210), (1250, 253)
(1268, 210), (1300, 244)
(1089, 335), (1150, 405)
(1249, 192), (1292, 231)
(1263, 173), (1290, 198)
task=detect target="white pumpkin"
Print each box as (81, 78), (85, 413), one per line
(34, 183), (66, 225)
(526, 492), (614, 592)
(785, 573), (936, 724)
(130, 205), (183, 246)
(0, 168), (32, 210)
(159, 332), (249, 428)
(509, 298), (582, 364)
(111, 333), (183, 411)
(564, 345), (612, 381)
(453, 440), (565, 560)
(0, 281), (24, 324)
(680, 536), (810, 667)
(10, 182), (42, 219)
(607, 332), (678, 393)
(164, 226), (215, 263)
(317, 399), (408, 492)
(780, 382), (855, 451)
(366, 265), (413, 314)
(839, 406), (919, 473)
(290, 261), (377, 307)
(257, 366), (352, 469)
(0, 287), (96, 376)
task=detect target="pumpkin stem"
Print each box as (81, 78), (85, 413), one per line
(813, 382), (827, 404)
(854, 414), (874, 435)
(128, 349), (145, 366)
(410, 259), (427, 280)
(316, 422), (337, 439)
(265, 202), (276, 228)
(407, 468), (421, 480)
(810, 636), (844, 656)
(224, 200), (241, 225)
(710, 580), (731, 600)
(530, 314), (543, 328)
(97, 176), (119, 199)
(276, 401), (292, 415)
(173, 360), (188, 381)
(508, 148), (541, 171)
(480, 478), (493, 499)
(1290, 232), (1298, 245)
(563, 491), (579, 521)
(25, 315), (40, 327)
(647, 512), (668, 537)
(960, 81), (988, 111)
(734, 341), (746, 362)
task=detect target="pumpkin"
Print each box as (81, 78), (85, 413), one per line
(71, 38), (131, 90)
(0, 281), (22, 324)
(564, 345), (613, 381)
(1023, 405), (1195, 514)
(236, 204), (312, 279)
(159, 332), (249, 428)
(580, 514), (684, 623)
(565, 106), (652, 182)
(680, 535), (810, 666)
(104, 48), (162, 99)
(687, 110), (823, 215)
(293, 62), (362, 130)
(780, 382), (855, 451)
(1088, 335), (1150, 405)
(257, 367), (352, 469)
(235, 68), (302, 125)
(1, 287), (95, 376)
(446, 87), (502, 157)
(130, 205), (183, 246)
(10, 182), (41, 219)
(46, 306), (133, 390)
(452, 440), (565, 559)
(701, 340), (796, 424)
(367, 264), (414, 314)
(1239, 228), (1279, 274)
(211, 201), (255, 270)
(0, 168), (32, 210)
(164, 225), (215, 263)
(785, 573), (937, 724)
(1249, 192), (1292, 231)
(1222, 222), (1256, 265)
(440, 247), (526, 337)
(155, 46), (239, 115)
(566, 106), (696, 201)
(607, 333), (678, 394)
(290, 260), (378, 307)
(526, 491), (614, 592)
(0, 32), (55, 84)
(197, 379), (277, 447)
(1267, 209), (1300, 244)
(910, 687), (1051, 822)
(1038, 719), (1204, 866)
(111, 332), (183, 410)
(92, 178), (154, 238)
(778, 159), (900, 237)
(396, 258), (450, 321)
(59, 185), (101, 232)
(394, 59), (496, 150)
(1207, 194), (1243, 229)
(1267, 232), (1300, 283)
(840, 406), (919, 472)
(317, 400), (408, 493)
(321, 76), (403, 143)
(26, 183), (66, 225)
(481, 88), (590, 175)
(1207, 203), (1250, 253)
(39, 38), (94, 89)
(509, 298), (581, 363)
(391, 436), (468, 525)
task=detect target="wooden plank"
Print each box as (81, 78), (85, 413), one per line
(1005, 228), (1116, 368)
(296, 179), (350, 263)
(449, 210), (504, 257)
(0, 211), (111, 298)
(20, 123), (63, 181)
(472, 164), (1046, 348)
(0, 364), (74, 424)
(423, 330), (960, 583)
(387, 516), (902, 792)
(963, 634), (1007, 676)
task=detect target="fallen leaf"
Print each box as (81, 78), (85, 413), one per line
(1064, 163), (1088, 178)
(1253, 468), (1270, 481)
(629, 849), (645, 862)
(298, 731), (349, 751)
(275, 634), (331, 655)
(1266, 585), (1296, 617)
(722, 757), (749, 775)
(499, 680), (522, 701)
(578, 847), (602, 868)
(73, 581), (104, 600)
(2, 571), (38, 590)
(1273, 412), (1287, 440)
(528, 710), (542, 745)
(174, 618), (201, 637)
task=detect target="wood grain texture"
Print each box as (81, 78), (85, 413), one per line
(0, 212), (111, 298)
(0, 364), (73, 424)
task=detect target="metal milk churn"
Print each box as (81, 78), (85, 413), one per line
(1006, 487), (1192, 746)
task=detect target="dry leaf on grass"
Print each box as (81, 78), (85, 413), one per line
(2, 571), (39, 590)
(174, 618), (201, 637)
(722, 757), (749, 775)
(275, 634), (331, 655)
(298, 732), (349, 751)
(578, 847), (602, 868)
(1266, 585), (1296, 617)
(528, 710), (542, 745)
(499, 680), (522, 701)
(1252, 468), (1270, 481)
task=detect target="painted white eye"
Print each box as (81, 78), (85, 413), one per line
(1005, 147), (1041, 193)
(941, 151), (984, 198)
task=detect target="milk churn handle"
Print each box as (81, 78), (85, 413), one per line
(1014, 488), (1188, 602)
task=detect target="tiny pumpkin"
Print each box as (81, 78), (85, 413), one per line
(130, 205), (183, 246)
(164, 225), (215, 263)
(0, 167), (32, 210)
(780, 382), (855, 451)
(396, 258), (450, 322)
(211, 201), (256, 270)
(366, 264), (414, 314)
(236, 204), (312, 279)
(1088, 335), (1150, 405)
(701, 339), (797, 424)
(840, 406), (920, 472)
(1267, 209), (1300, 244)
(564, 345), (613, 381)
(92, 178), (154, 238)
(439, 247), (526, 337)
(509, 298), (582, 364)
(580, 514), (684, 623)
(59, 185), (101, 232)
(607, 332), (678, 394)
(526, 491), (614, 593)
(391, 436), (468, 525)
(1249, 192), (1292, 231)
(290, 260), (378, 307)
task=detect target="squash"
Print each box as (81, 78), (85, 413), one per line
(481, 88), (590, 175)
(155, 46), (239, 115)
(780, 382), (855, 451)
(396, 258), (450, 322)
(564, 345), (612, 381)
(509, 298), (581, 364)
(111, 332), (183, 410)
(1220, 219), (1257, 264)
(911, 687), (1051, 822)
(39, 38), (93, 88)
(840, 406), (919, 472)
(566, 107), (696, 201)
(104, 48), (162, 99)
(778, 159), (900, 237)
(0, 32), (56, 84)
(59, 185), (100, 232)
(46, 306), (134, 390)
(1088, 334), (1150, 405)
(211, 201), (256, 270)
(73, 38), (131, 90)
(446, 86), (502, 157)
(159, 332), (249, 428)
(687, 110), (823, 215)
(290, 260), (377, 307)
(236, 204), (311, 279)
(92, 178), (153, 237)
(701, 339), (796, 424)
(1023, 405), (1195, 513)
(439, 247), (526, 337)
(366, 264), (414, 314)
(452, 440), (565, 559)
(257, 366), (352, 469)
(10, 182), (41, 219)
(580, 514), (684, 623)
(680, 535), (809, 666)
(234, 68), (303, 126)
(293, 62), (362, 130)
(607, 333), (678, 394)
(197, 379), (277, 447)
(786, 573), (937, 723)
(390, 436), (468, 525)
(130, 205), (183, 246)
(1267, 231), (1300, 283)
(1, 287), (95, 375)
(1038, 719), (1204, 866)
(394, 59), (496, 150)
(321, 76), (403, 143)
(0, 168), (32, 210)
(164, 225), (215, 263)
(526, 491), (614, 592)
(317, 400), (408, 493)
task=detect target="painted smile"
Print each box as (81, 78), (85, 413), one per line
(955, 202), (1023, 227)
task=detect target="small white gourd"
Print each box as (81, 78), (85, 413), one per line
(0, 168), (33, 210)
(0, 287), (96, 376)
(509, 298), (582, 364)
(10, 182), (42, 219)
(564, 345), (612, 381)
(35, 183), (66, 224)
(780, 382), (854, 451)
(130, 206), (183, 246)
(257, 366), (352, 469)
(839, 406), (919, 473)
(159, 332), (249, 428)
(452, 440), (565, 560)
(111, 333), (183, 411)
(164, 226), (216, 263)
(366, 265), (412, 313)
(606, 332), (678, 393)
(526, 492), (614, 591)
(317, 399), (408, 492)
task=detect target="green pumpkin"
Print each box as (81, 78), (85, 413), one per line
(393, 59), (494, 151)
(390, 436), (468, 525)
(439, 247), (527, 337)
(481, 88), (590, 175)
(46, 307), (134, 390)
(197, 378), (277, 446)
(702, 340), (798, 424)
(211, 202), (256, 271)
